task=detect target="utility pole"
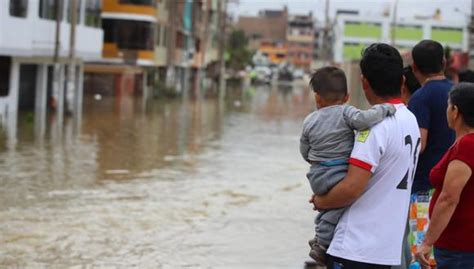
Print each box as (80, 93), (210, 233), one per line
(322, 0), (331, 65)
(53, 0), (64, 126)
(218, 0), (228, 98)
(391, 0), (399, 46)
(166, 0), (177, 88)
(196, 0), (210, 99)
(66, 0), (78, 115)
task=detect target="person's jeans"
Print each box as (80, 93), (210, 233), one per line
(326, 254), (391, 269)
(434, 248), (474, 269)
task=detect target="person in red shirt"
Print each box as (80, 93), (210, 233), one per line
(415, 83), (474, 268)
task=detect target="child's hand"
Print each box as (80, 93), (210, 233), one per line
(386, 104), (397, 116)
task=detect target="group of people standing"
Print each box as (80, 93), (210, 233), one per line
(300, 40), (474, 269)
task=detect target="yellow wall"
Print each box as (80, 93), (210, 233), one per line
(103, 43), (154, 61)
(260, 44), (288, 64)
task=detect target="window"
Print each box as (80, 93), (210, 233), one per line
(176, 32), (186, 49)
(102, 19), (155, 50)
(67, 0), (82, 24)
(162, 26), (168, 47)
(85, 0), (101, 27)
(39, 0), (62, 20)
(119, 0), (154, 6)
(157, 25), (168, 47)
(10, 0), (28, 18)
(0, 57), (11, 97)
(156, 25), (162, 46)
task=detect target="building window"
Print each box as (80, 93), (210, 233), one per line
(66, 0), (82, 24)
(156, 25), (162, 46)
(0, 57), (11, 97)
(176, 32), (186, 49)
(85, 0), (101, 27)
(119, 0), (155, 6)
(162, 26), (168, 47)
(156, 25), (168, 47)
(103, 19), (155, 50)
(39, 0), (62, 20)
(10, 0), (28, 18)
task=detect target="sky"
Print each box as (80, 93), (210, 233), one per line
(229, 0), (472, 23)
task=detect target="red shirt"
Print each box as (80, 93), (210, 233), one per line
(429, 133), (474, 252)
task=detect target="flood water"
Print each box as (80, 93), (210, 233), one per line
(0, 83), (318, 268)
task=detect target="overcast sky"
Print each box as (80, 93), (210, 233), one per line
(229, 0), (472, 23)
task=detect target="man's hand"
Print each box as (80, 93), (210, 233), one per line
(308, 194), (322, 211)
(414, 243), (432, 269)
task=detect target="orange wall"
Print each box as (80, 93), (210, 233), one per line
(260, 44), (288, 64)
(103, 43), (155, 61)
(103, 0), (156, 16)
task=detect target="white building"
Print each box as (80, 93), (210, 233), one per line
(333, 15), (469, 63)
(0, 0), (102, 144)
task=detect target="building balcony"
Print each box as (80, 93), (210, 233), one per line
(103, 43), (154, 66)
(287, 34), (314, 43)
(103, 0), (157, 17)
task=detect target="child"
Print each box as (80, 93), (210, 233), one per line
(300, 67), (396, 265)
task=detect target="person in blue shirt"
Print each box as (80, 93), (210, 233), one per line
(409, 40), (456, 194)
(399, 40), (456, 269)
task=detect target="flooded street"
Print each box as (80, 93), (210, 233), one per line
(0, 84), (317, 268)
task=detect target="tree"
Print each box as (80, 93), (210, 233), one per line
(226, 30), (252, 71)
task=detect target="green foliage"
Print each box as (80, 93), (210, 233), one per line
(226, 30), (252, 71)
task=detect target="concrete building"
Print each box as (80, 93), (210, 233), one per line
(236, 7), (288, 51)
(84, 0), (156, 98)
(0, 0), (103, 143)
(287, 13), (314, 71)
(164, 0), (222, 96)
(468, 0), (474, 69)
(333, 15), (468, 63)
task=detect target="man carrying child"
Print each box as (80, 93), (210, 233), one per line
(308, 43), (421, 268)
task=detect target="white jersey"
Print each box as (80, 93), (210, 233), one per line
(327, 101), (421, 266)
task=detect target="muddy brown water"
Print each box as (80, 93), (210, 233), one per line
(0, 84), (321, 268)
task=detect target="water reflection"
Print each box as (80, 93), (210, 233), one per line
(0, 83), (317, 268)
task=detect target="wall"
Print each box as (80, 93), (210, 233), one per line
(334, 15), (468, 63)
(0, 1), (103, 60)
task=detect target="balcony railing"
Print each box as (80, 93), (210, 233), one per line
(119, 0), (154, 6)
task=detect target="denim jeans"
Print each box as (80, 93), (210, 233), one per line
(434, 248), (474, 269)
(326, 254), (391, 269)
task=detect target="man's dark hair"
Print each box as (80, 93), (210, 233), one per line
(412, 40), (445, 75)
(309, 66), (348, 102)
(449, 82), (474, 127)
(403, 65), (421, 95)
(459, 69), (474, 83)
(360, 43), (403, 97)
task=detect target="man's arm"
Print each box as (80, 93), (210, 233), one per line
(313, 164), (372, 209)
(420, 128), (428, 153)
(408, 94), (429, 153)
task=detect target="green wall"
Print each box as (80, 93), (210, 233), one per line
(344, 23), (382, 39)
(431, 28), (463, 44)
(343, 44), (366, 60)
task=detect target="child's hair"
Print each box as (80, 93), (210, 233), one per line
(309, 67), (348, 102)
